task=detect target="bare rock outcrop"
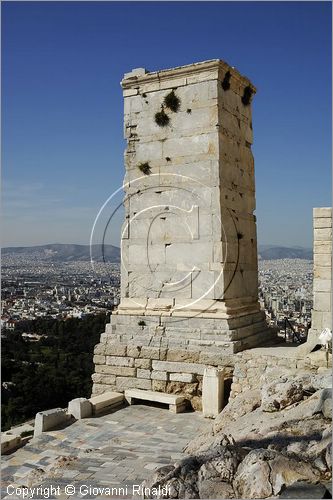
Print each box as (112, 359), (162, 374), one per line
(143, 367), (332, 499)
(143, 437), (322, 499)
(261, 379), (304, 412)
(260, 368), (332, 413)
(234, 449), (319, 498)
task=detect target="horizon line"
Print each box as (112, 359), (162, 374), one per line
(2, 242), (313, 251)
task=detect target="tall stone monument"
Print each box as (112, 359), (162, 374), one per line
(92, 60), (276, 399)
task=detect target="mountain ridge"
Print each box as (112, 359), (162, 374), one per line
(2, 243), (121, 263)
(258, 245), (312, 260)
(2, 243), (313, 261)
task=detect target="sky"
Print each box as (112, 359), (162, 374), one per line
(2, 1), (332, 248)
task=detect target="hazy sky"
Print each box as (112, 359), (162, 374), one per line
(2, 1), (331, 248)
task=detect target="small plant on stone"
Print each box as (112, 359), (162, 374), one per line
(138, 320), (146, 328)
(164, 90), (181, 112)
(242, 86), (253, 106)
(21, 430), (33, 438)
(138, 162), (151, 175)
(155, 107), (170, 127)
(221, 71), (231, 91)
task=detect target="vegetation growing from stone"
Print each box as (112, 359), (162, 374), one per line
(138, 320), (146, 326)
(20, 430), (33, 437)
(154, 108), (170, 127)
(242, 85), (253, 106)
(138, 162), (151, 175)
(163, 90), (181, 112)
(1, 313), (108, 431)
(221, 71), (231, 91)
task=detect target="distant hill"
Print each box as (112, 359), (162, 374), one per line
(2, 243), (312, 263)
(258, 245), (312, 260)
(2, 243), (121, 263)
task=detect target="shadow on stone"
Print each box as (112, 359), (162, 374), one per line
(237, 430), (323, 451)
(279, 481), (331, 499)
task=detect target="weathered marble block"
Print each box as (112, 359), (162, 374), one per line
(34, 408), (68, 437)
(68, 398), (92, 420)
(202, 368), (224, 418)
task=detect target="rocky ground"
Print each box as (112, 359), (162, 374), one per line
(143, 367), (332, 498)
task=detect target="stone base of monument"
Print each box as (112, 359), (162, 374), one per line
(92, 307), (277, 405)
(107, 303), (276, 352)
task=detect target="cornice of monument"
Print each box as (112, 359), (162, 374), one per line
(121, 59), (256, 94)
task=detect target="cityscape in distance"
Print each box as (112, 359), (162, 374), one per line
(2, 242), (313, 341)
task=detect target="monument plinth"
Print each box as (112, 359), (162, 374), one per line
(92, 60), (276, 400)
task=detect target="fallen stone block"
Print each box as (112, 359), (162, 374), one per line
(1, 433), (21, 454)
(68, 398), (92, 420)
(34, 408), (69, 437)
(89, 391), (124, 416)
